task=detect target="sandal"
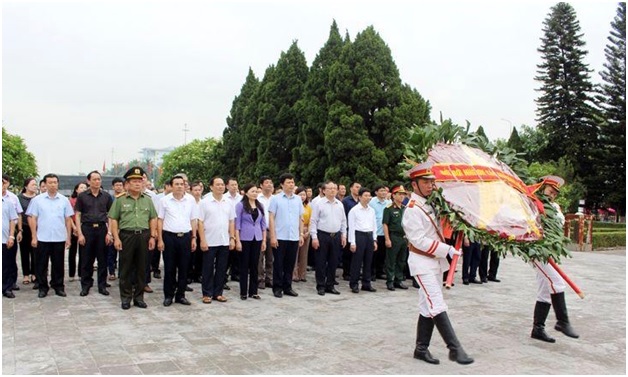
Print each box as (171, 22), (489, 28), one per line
(214, 295), (227, 302)
(250, 294), (261, 300)
(23, 277), (30, 285)
(202, 296), (211, 304)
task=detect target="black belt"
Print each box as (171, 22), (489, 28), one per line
(319, 230), (340, 238)
(164, 230), (191, 238)
(356, 230), (373, 236)
(120, 229), (149, 234)
(82, 222), (106, 228)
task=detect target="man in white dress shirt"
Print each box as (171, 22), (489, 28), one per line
(347, 187), (378, 294)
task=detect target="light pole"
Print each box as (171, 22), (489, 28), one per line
(183, 123), (190, 145)
(501, 118), (513, 136)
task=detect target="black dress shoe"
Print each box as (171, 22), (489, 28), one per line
(55, 290), (67, 297)
(241, 295), (247, 300)
(462, 279), (470, 285)
(185, 285), (193, 292)
(274, 290), (283, 298)
(98, 288), (110, 296)
(175, 297), (191, 305)
(12, 284), (20, 291)
(153, 271), (161, 279)
(163, 297), (173, 306)
(121, 302), (131, 310)
(80, 287), (90, 296)
(351, 287), (359, 293)
(105, 283), (112, 288)
(386, 282), (395, 291)
(487, 277), (501, 283)
(361, 286), (377, 292)
(469, 278), (482, 284)
(38, 290), (47, 298)
(284, 289), (298, 297)
(317, 288), (325, 296)
(325, 287), (340, 295)
(133, 300), (148, 308)
(223, 284), (231, 290)
(394, 282), (409, 290)
(3, 291), (15, 298)
(413, 280), (420, 289)
(333, 280), (339, 285)
(32, 282), (40, 290)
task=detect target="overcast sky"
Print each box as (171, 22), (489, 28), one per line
(2, 0), (619, 176)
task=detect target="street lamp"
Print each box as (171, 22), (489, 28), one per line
(501, 118), (513, 137)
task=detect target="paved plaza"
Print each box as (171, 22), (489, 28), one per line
(2, 249), (625, 375)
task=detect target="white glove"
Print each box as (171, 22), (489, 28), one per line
(448, 247), (462, 258)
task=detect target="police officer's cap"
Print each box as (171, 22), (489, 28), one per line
(407, 162), (436, 179)
(124, 166), (146, 180)
(539, 175), (564, 192)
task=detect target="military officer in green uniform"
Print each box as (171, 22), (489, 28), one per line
(383, 184), (409, 291)
(108, 167), (158, 310)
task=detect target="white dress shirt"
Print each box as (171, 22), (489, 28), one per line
(257, 193), (273, 230)
(198, 194), (236, 247)
(309, 197), (347, 240)
(347, 203), (377, 246)
(158, 193), (199, 233)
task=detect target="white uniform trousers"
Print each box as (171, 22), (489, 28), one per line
(532, 260), (566, 303)
(414, 272), (448, 317)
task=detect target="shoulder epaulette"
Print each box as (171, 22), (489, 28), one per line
(408, 200), (415, 208)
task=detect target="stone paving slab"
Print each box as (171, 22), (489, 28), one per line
(2, 249), (625, 374)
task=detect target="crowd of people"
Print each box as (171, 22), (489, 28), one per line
(2, 165), (579, 365)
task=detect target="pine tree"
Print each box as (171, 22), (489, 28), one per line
(535, 2), (598, 180)
(506, 127), (523, 152)
(596, 2), (626, 214)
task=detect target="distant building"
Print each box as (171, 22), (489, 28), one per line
(139, 147), (175, 166)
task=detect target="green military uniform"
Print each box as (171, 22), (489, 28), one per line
(383, 202), (407, 285)
(108, 168), (158, 306)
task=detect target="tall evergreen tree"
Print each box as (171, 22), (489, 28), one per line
(596, 2), (626, 213)
(506, 127), (523, 152)
(291, 21), (345, 185)
(222, 68), (259, 178)
(535, 3), (598, 181)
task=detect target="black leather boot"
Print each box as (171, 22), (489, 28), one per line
(413, 315), (440, 364)
(531, 301), (556, 343)
(551, 292), (579, 338)
(433, 312), (474, 365)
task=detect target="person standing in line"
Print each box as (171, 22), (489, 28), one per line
(383, 184), (409, 291)
(18, 178), (38, 286)
(26, 173), (74, 298)
(225, 177), (243, 284)
(336, 184), (347, 202)
(75, 171), (114, 296)
(188, 180), (204, 284)
(157, 175), (198, 307)
(2, 174), (23, 292)
(150, 180), (172, 281)
(256, 176), (274, 290)
(529, 175), (579, 343)
(347, 187), (378, 293)
(140, 172), (158, 294)
(108, 167), (158, 310)
(461, 239), (482, 285)
(107, 177), (126, 281)
(292, 186), (311, 283)
(268, 173), (304, 298)
(235, 183), (266, 300)
(68, 182), (88, 282)
(310, 181), (346, 296)
(402, 162), (472, 365)
(370, 184), (391, 281)
(3, 195), (19, 298)
(198, 177), (236, 304)
(341, 181), (361, 281)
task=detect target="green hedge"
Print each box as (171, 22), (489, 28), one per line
(592, 231), (626, 249)
(593, 228), (625, 233)
(593, 221), (626, 230)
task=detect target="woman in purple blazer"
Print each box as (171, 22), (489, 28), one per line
(235, 183), (267, 300)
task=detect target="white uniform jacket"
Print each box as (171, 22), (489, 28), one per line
(402, 192), (451, 275)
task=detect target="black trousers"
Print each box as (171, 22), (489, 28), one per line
(118, 231), (149, 303)
(350, 231), (374, 288)
(68, 234), (81, 278)
(373, 235), (387, 277)
(239, 239), (261, 296)
(272, 240), (298, 293)
(19, 226), (36, 277)
(462, 242), (481, 280)
(162, 231), (191, 299)
(151, 248), (162, 273)
(3, 243), (18, 293)
(228, 249), (240, 280)
(188, 230), (203, 282)
(315, 231), (341, 290)
(80, 224), (108, 290)
(480, 246), (501, 280)
(36, 241), (65, 293)
(107, 244), (117, 276)
(342, 244), (353, 278)
(202, 246), (228, 298)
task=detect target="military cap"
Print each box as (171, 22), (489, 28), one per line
(124, 166), (146, 180)
(408, 162), (436, 179)
(390, 184), (407, 195)
(540, 175), (564, 192)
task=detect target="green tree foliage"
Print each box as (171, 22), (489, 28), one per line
(535, 3), (599, 184)
(324, 26), (431, 187)
(158, 138), (222, 187)
(506, 127), (523, 152)
(596, 2), (626, 214)
(527, 158), (586, 212)
(518, 125), (548, 163)
(291, 21), (345, 185)
(222, 68), (260, 181)
(2, 127), (37, 189)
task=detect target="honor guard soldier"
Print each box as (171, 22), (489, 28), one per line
(108, 167), (158, 310)
(529, 175), (579, 343)
(402, 162), (474, 365)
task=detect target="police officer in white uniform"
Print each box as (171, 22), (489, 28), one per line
(402, 162), (473, 365)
